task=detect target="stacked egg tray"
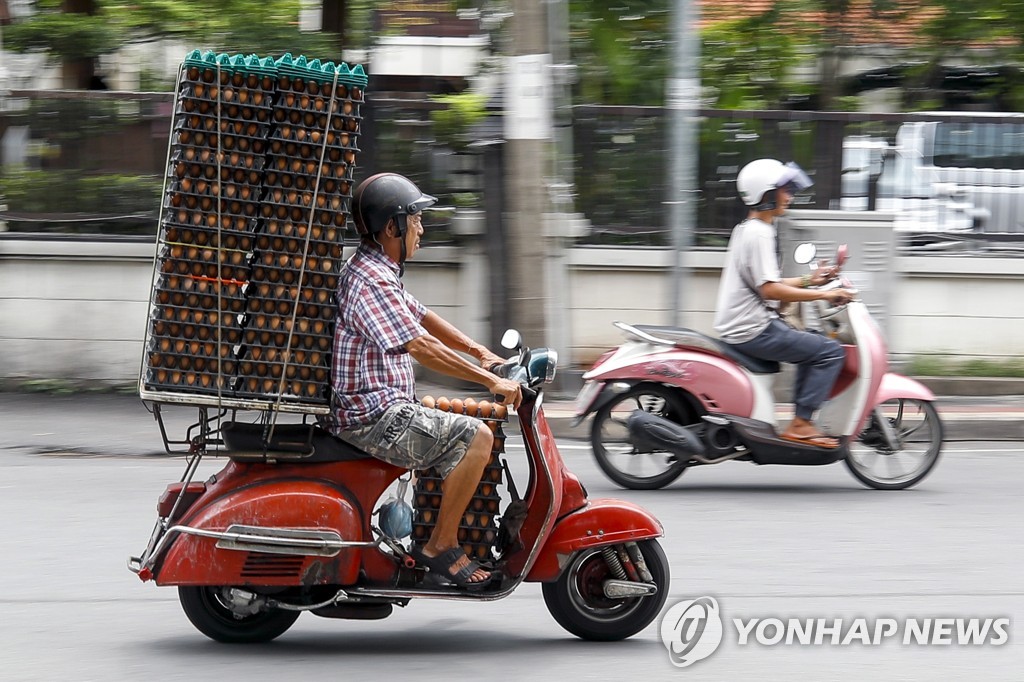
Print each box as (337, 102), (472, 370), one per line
(410, 397), (511, 563)
(140, 51), (368, 413)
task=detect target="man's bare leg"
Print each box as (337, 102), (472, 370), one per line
(422, 424), (492, 581)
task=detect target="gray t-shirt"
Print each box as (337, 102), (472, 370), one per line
(713, 218), (781, 344)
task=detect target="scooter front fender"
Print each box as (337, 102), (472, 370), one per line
(875, 373), (936, 404)
(855, 373), (937, 435)
(156, 480), (365, 587)
(525, 498), (663, 582)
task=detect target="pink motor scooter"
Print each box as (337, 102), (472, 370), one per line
(573, 243), (943, 491)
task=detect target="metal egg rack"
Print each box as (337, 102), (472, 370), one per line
(140, 51), (367, 414)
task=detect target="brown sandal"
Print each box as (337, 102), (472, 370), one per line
(780, 432), (840, 449)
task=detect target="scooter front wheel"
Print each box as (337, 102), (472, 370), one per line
(543, 539), (670, 641)
(846, 398), (944, 490)
(178, 586), (300, 643)
(591, 384), (695, 489)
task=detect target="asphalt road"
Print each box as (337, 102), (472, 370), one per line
(0, 437), (1021, 681)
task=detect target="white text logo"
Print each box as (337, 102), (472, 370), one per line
(733, 617), (1010, 646)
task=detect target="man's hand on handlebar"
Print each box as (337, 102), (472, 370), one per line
(810, 262), (840, 286)
(823, 288), (855, 306)
(489, 377), (522, 409)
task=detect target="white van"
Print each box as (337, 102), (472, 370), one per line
(842, 113), (1024, 236)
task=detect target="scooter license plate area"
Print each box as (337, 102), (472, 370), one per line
(158, 482), (207, 520)
(573, 380), (602, 416)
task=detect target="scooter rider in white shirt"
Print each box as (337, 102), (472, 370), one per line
(714, 159), (856, 449)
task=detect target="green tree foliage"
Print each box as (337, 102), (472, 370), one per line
(4, 0), (343, 63)
(701, 5), (802, 109)
(3, 6), (118, 61)
(565, 0), (1024, 110)
(430, 92), (488, 149)
(567, 1), (812, 109)
(569, 1), (671, 105)
(910, 0), (1024, 110)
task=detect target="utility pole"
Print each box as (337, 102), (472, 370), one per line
(504, 0), (550, 347)
(667, 0), (700, 327)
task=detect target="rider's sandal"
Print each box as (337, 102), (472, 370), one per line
(780, 432), (841, 449)
(411, 546), (493, 589)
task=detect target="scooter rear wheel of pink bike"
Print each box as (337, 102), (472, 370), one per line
(591, 383), (698, 489)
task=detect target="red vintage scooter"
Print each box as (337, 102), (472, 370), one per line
(129, 330), (669, 643)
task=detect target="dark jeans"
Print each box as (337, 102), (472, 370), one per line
(733, 318), (846, 421)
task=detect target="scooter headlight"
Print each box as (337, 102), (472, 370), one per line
(526, 348), (558, 385)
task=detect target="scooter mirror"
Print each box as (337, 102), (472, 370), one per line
(793, 242), (817, 265)
(500, 329), (523, 351)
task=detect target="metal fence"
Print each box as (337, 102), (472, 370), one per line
(0, 90), (172, 234)
(4, 90), (1024, 253)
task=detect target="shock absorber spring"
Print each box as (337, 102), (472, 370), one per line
(601, 546), (628, 580)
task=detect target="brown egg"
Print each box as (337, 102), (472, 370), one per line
(422, 395), (436, 409)
(437, 396), (450, 412)
(451, 398), (464, 414)
(493, 403), (508, 419)
(464, 398), (477, 416)
(477, 400), (492, 418)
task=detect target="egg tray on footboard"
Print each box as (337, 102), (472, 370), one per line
(139, 50), (367, 415)
(411, 397), (512, 564)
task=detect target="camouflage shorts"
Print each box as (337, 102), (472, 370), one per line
(337, 402), (483, 479)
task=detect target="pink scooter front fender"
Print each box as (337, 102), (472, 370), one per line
(875, 373), (936, 404)
(525, 498), (663, 583)
(857, 373), (938, 434)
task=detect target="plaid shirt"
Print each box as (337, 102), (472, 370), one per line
(327, 244), (427, 431)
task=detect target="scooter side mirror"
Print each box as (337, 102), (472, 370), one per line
(500, 329), (523, 352)
(793, 242), (817, 265)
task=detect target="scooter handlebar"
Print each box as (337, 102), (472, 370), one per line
(487, 360), (535, 404)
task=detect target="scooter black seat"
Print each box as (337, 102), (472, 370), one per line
(633, 324), (781, 374)
(221, 421), (373, 463)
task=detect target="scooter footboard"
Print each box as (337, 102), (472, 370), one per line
(155, 480), (368, 587)
(525, 499), (663, 582)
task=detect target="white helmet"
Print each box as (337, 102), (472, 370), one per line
(736, 159), (813, 209)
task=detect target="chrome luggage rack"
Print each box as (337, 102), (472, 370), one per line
(144, 397), (324, 457)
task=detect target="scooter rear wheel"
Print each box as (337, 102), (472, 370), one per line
(591, 384), (696, 489)
(846, 399), (943, 490)
(542, 539), (670, 641)
(178, 586), (300, 643)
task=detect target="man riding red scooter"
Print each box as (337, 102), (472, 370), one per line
(323, 172), (522, 588)
(129, 173), (671, 643)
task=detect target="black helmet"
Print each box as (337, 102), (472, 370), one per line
(351, 173), (437, 237)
